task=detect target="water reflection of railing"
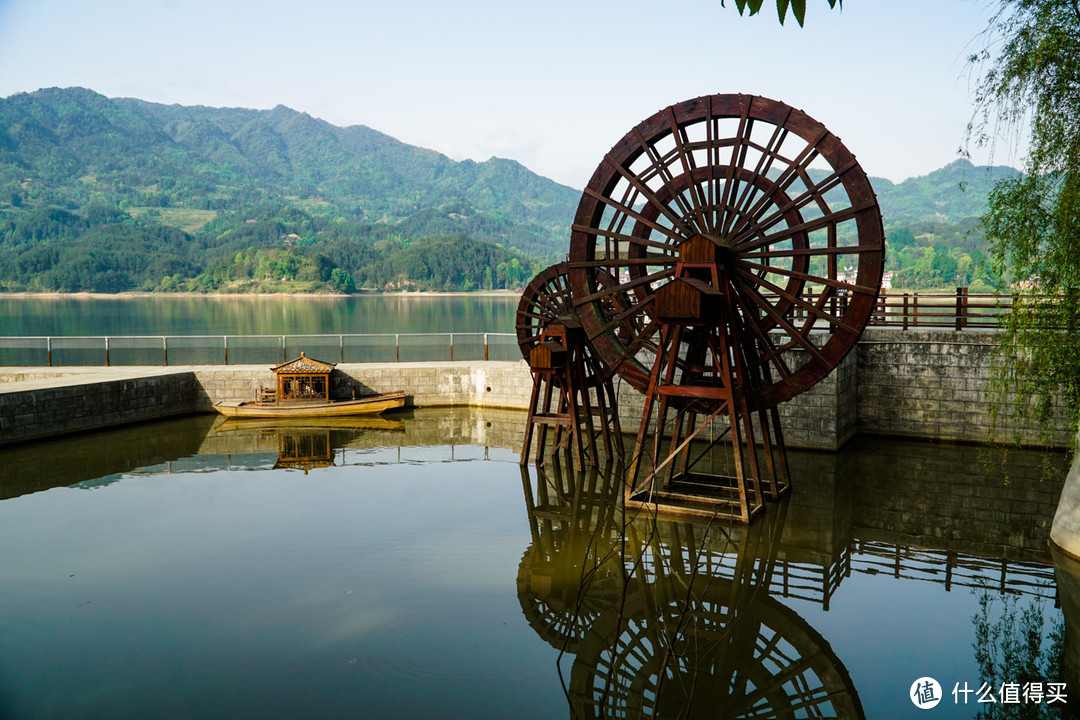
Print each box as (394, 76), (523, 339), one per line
(851, 539), (1057, 600)
(0, 332), (519, 366)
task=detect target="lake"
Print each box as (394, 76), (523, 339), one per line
(0, 294), (520, 336)
(0, 409), (1069, 719)
(0, 294), (522, 365)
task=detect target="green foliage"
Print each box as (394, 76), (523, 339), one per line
(721, 0), (840, 26)
(966, 0), (1080, 448)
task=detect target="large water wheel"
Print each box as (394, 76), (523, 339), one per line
(563, 93), (885, 520)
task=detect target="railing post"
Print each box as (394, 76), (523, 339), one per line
(105, 336), (110, 367)
(955, 286), (967, 331)
(450, 333), (454, 361)
(484, 333), (489, 361)
(163, 336), (168, 366)
(339, 334), (344, 364)
(224, 336), (228, 365)
(395, 334), (400, 362)
(281, 335), (286, 363)
(902, 293), (909, 331)
(47, 337), (52, 367)
(913, 292), (919, 327)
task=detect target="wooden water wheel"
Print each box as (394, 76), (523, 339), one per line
(565, 93), (885, 520)
(517, 263), (624, 468)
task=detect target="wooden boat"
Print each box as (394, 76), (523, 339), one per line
(213, 390), (406, 418)
(212, 352), (406, 418)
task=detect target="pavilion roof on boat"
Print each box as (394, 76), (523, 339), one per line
(270, 352), (337, 403)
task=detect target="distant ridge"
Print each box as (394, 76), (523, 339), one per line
(0, 86), (578, 258)
(0, 87), (1021, 293)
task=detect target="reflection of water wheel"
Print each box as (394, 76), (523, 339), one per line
(568, 579), (865, 719)
(516, 463), (624, 653)
(517, 263), (625, 467)
(567, 93), (884, 409)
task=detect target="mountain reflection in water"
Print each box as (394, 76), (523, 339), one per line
(0, 409), (1070, 719)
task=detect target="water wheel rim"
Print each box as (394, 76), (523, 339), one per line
(567, 93), (884, 407)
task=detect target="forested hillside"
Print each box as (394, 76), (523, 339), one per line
(0, 87), (1019, 293)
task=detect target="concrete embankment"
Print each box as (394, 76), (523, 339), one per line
(0, 329), (1074, 450)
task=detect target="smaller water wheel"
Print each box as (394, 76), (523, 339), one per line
(517, 263), (624, 468)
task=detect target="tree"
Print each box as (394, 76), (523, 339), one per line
(966, 0), (1080, 447)
(721, 0), (840, 26)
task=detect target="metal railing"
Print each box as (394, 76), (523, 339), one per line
(0, 288), (1041, 368)
(0, 332), (519, 367)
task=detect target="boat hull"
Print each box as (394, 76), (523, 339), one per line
(213, 391), (406, 418)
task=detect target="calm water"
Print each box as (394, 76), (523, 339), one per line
(0, 294), (519, 336)
(0, 295), (522, 365)
(0, 409), (1070, 719)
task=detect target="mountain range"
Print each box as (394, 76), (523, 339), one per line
(0, 87), (1018, 293)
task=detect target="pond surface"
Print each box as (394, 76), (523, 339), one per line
(0, 410), (1070, 719)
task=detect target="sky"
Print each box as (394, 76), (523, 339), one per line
(0, 0), (1013, 190)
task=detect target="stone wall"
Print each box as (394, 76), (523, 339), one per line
(190, 361), (535, 412)
(0, 329), (1072, 450)
(0, 368), (197, 446)
(856, 328), (1073, 447)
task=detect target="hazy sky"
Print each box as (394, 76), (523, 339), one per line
(0, 0), (1010, 189)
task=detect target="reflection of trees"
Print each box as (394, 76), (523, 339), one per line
(971, 584), (1064, 720)
(517, 458), (864, 719)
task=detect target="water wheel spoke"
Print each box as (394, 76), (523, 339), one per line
(567, 255), (678, 268)
(604, 319), (659, 370)
(728, 287), (794, 382)
(724, 126), (828, 238)
(575, 267), (675, 305)
(665, 107), (714, 235)
(723, 106), (795, 237)
(734, 266), (859, 335)
(734, 201), (872, 254)
(732, 275), (830, 367)
(572, 223), (680, 254)
(744, 243), (882, 260)
(591, 294), (656, 339)
(603, 152), (696, 238)
(738, 259), (878, 296)
(582, 187), (685, 247)
(632, 126), (704, 232)
(730, 159), (856, 246)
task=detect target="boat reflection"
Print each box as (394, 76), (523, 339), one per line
(208, 416), (406, 473)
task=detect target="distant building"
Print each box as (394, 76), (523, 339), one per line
(882, 271), (893, 290)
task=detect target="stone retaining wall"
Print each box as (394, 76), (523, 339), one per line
(0, 369), (197, 446)
(0, 329), (1071, 450)
(857, 328), (1073, 446)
